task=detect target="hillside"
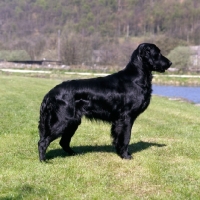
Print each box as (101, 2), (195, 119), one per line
(0, 0), (199, 65)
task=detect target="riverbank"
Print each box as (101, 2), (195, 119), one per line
(153, 74), (200, 86)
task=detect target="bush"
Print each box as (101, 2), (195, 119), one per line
(60, 33), (93, 65)
(146, 35), (187, 55)
(167, 46), (191, 73)
(60, 33), (138, 66)
(0, 50), (31, 61)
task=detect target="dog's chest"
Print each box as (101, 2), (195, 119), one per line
(140, 95), (151, 112)
(128, 83), (152, 115)
(139, 86), (152, 112)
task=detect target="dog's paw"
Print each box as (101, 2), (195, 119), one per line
(62, 147), (76, 156)
(120, 152), (133, 160)
(39, 154), (46, 162)
(68, 151), (77, 156)
(123, 155), (133, 160)
(39, 158), (47, 162)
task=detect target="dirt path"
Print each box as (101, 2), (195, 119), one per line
(0, 69), (51, 73)
(1, 68), (200, 78)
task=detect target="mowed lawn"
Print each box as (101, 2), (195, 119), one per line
(0, 75), (200, 200)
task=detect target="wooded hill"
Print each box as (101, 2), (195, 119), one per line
(0, 0), (199, 66)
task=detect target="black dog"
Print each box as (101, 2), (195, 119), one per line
(38, 43), (172, 161)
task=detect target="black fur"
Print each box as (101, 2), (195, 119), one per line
(38, 43), (172, 161)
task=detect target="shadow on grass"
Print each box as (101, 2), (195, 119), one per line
(46, 141), (166, 160)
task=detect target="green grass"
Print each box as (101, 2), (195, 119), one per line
(153, 74), (200, 86)
(0, 75), (200, 199)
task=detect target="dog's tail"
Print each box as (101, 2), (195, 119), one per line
(38, 95), (52, 138)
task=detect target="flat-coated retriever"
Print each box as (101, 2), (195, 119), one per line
(38, 43), (172, 161)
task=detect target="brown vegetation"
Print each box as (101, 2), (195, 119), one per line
(0, 0), (199, 67)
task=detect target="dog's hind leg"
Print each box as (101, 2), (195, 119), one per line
(38, 121), (50, 161)
(111, 117), (134, 159)
(38, 133), (60, 161)
(59, 122), (79, 156)
(38, 137), (47, 162)
(38, 121), (71, 161)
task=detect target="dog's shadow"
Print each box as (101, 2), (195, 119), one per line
(46, 141), (166, 160)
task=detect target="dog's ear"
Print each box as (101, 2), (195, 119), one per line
(139, 44), (154, 66)
(138, 43), (146, 57)
(138, 43), (150, 57)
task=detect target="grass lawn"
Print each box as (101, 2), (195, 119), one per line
(0, 75), (200, 199)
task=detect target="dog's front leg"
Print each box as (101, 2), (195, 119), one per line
(111, 117), (134, 159)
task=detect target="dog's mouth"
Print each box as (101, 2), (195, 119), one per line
(158, 67), (169, 73)
(154, 67), (167, 73)
(155, 62), (172, 73)
(159, 69), (166, 73)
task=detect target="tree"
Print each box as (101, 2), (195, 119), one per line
(60, 33), (93, 65)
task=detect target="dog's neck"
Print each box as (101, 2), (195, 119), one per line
(125, 60), (153, 83)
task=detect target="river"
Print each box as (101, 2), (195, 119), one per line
(153, 85), (200, 104)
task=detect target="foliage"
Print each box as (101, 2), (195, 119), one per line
(0, 75), (200, 199)
(167, 46), (191, 72)
(0, 50), (31, 61)
(0, 0), (199, 64)
(59, 32), (139, 66)
(146, 35), (188, 56)
(0, 0), (199, 41)
(60, 33), (93, 65)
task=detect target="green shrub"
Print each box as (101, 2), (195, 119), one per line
(167, 46), (191, 73)
(0, 50), (31, 61)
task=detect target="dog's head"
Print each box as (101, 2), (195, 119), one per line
(133, 43), (172, 73)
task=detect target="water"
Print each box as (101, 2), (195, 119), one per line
(152, 85), (200, 104)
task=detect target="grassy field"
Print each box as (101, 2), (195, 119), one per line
(0, 75), (200, 200)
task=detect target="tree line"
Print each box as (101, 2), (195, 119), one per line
(0, 0), (199, 67)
